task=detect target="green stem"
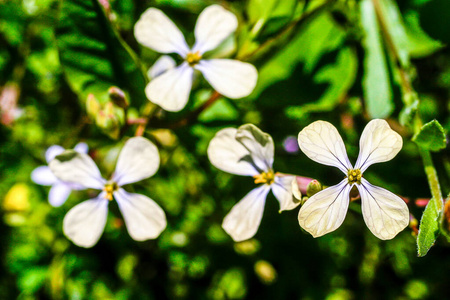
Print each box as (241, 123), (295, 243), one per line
(418, 147), (444, 210)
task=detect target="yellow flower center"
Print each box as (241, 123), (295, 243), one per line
(103, 181), (118, 201)
(253, 171), (275, 185)
(185, 51), (202, 67)
(347, 169), (362, 185)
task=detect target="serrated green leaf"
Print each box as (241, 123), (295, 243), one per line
(417, 197), (441, 257)
(360, 0), (394, 118)
(56, 0), (146, 105)
(413, 119), (447, 152)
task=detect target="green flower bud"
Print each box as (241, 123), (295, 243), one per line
(306, 180), (322, 197)
(108, 86), (128, 109)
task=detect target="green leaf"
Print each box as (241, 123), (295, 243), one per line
(360, 0), (394, 119)
(56, 0), (146, 105)
(417, 197), (441, 257)
(413, 120), (447, 152)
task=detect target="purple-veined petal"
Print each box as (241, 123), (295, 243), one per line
(298, 179), (352, 238)
(145, 63), (193, 112)
(31, 166), (58, 186)
(354, 119), (403, 172)
(115, 189), (166, 241)
(271, 175), (300, 212)
(192, 5), (238, 54)
(222, 184), (271, 242)
(49, 183), (72, 207)
(49, 151), (105, 189)
(358, 178), (409, 240)
(207, 127), (259, 176)
(235, 124), (274, 173)
(113, 137), (160, 186)
(196, 59), (258, 99)
(63, 194), (109, 248)
(134, 7), (189, 56)
(298, 121), (352, 174)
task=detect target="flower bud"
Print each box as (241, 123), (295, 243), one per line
(86, 94), (101, 117)
(306, 180), (322, 197)
(108, 86), (128, 109)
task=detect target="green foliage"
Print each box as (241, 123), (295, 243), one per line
(56, 0), (146, 104)
(413, 120), (447, 152)
(417, 197), (441, 257)
(1, 0), (450, 298)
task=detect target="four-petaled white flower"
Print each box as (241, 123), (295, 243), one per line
(134, 4), (258, 112)
(31, 143), (88, 207)
(297, 119), (409, 240)
(208, 124), (300, 242)
(49, 137), (166, 248)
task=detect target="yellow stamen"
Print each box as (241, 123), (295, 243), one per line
(253, 171), (275, 185)
(185, 51), (202, 67)
(347, 169), (362, 185)
(103, 181), (118, 201)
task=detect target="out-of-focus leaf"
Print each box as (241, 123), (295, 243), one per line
(413, 119), (447, 152)
(360, 0), (393, 119)
(253, 13), (356, 116)
(56, 0), (146, 104)
(417, 196), (441, 257)
(378, 0), (410, 67)
(404, 10), (442, 57)
(248, 0), (297, 37)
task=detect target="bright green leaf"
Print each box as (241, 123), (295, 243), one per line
(417, 197), (441, 257)
(56, 0), (146, 105)
(413, 119), (447, 152)
(360, 0), (394, 119)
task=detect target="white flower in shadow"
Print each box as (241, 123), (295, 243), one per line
(49, 137), (166, 248)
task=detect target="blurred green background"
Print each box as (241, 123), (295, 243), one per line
(0, 0), (449, 299)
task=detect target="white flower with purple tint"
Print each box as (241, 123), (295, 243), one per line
(207, 124), (299, 242)
(31, 143), (88, 207)
(297, 119), (409, 240)
(134, 4), (258, 112)
(49, 137), (166, 248)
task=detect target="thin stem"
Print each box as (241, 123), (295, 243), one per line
(419, 147), (444, 209)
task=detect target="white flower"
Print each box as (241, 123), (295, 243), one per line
(297, 119), (409, 240)
(207, 124), (300, 242)
(49, 137), (166, 248)
(134, 4), (258, 112)
(31, 143), (88, 207)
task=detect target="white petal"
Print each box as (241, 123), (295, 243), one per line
(271, 175), (300, 211)
(354, 119), (403, 172)
(147, 55), (177, 79)
(49, 151), (105, 189)
(31, 166), (58, 186)
(45, 145), (64, 163)
(207, 128), (259, 176)
(358, 178), (409, 240)
(113, 137), (160, 186)
(298, 121), (352, 174)
(222, 185), (271, 242)
(298, 179), (352, 238)
(115, 189), (167, 241)
(196, 59), (258, 99)
(49, 183), (72, 207)
(134, 8), (189, 56)
(145, 63), (193, 112)
(74, 142), (89, 154)
(192, 5), (238, 53)
(63, 195), (109, 248)
(235, 124), (274, 173)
